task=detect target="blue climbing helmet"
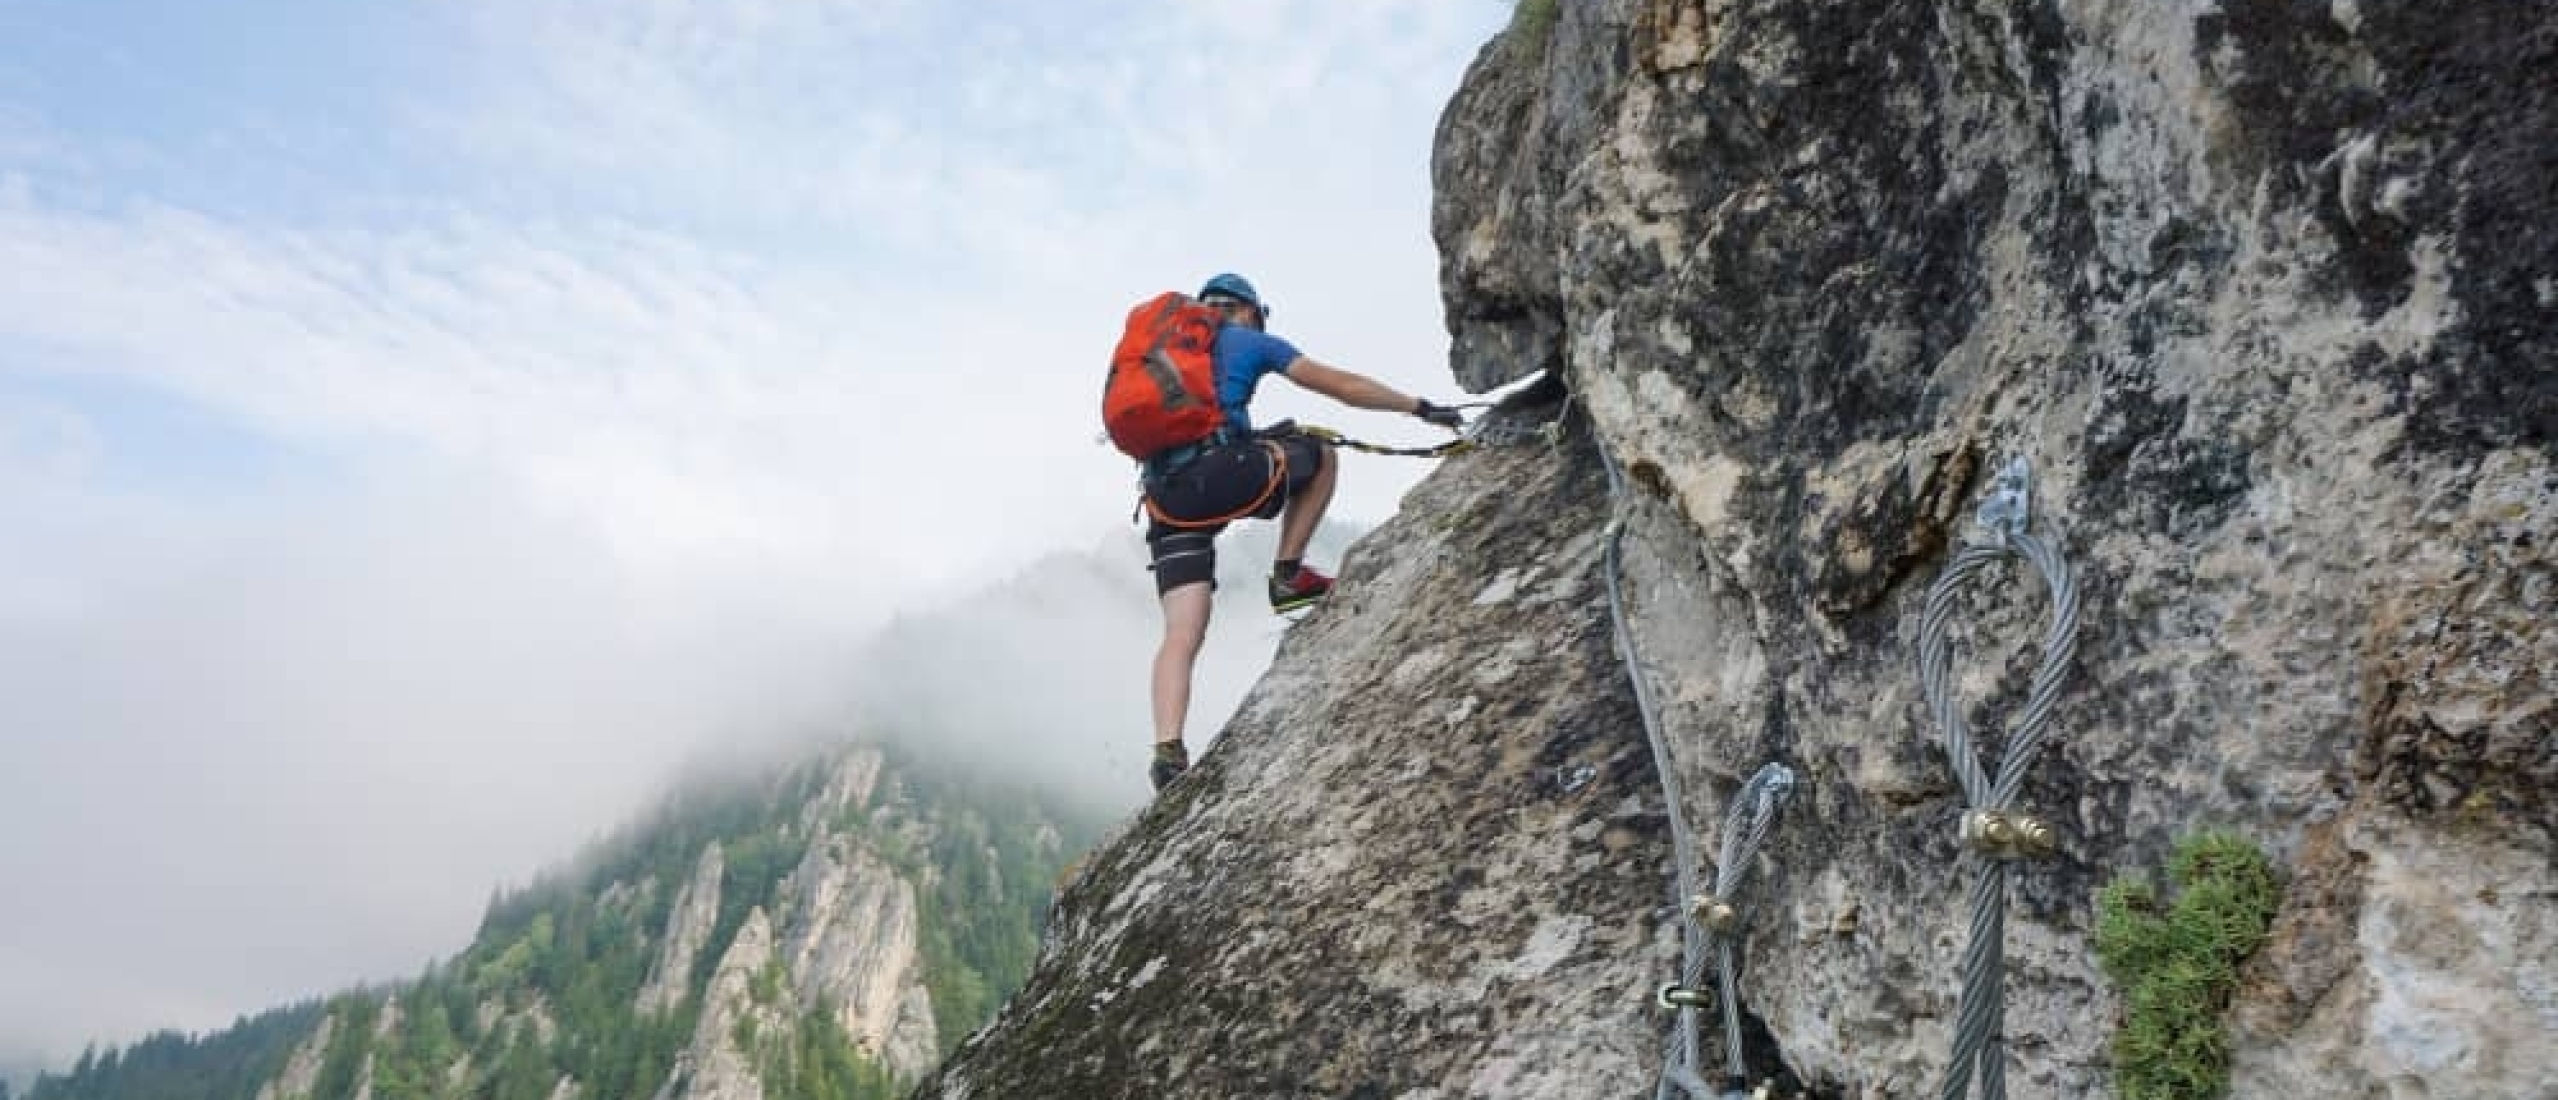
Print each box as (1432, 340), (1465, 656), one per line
(1198, 272), (1265, 313)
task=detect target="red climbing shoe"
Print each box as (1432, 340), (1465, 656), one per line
(1268, 564), (1334, 614)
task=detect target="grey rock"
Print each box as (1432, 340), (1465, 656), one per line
(638, 843), (726, 1016)
(917, 399), (1665, 1098)
(666, 909), (780, 1100)
(798, 748), (885, 833)
(253, 1013), (332, 1100)
(774, 831), (938, 1080)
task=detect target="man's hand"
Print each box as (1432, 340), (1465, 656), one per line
(1413, 398), (1465, 431)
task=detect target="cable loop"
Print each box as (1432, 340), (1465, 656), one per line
(1706, 762), (1796, 1089)
(1918, 531), (2079, 813)
(1916, 457), (2081, 1100)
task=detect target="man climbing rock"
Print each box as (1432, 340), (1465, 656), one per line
(1129, 272), (1463, 791)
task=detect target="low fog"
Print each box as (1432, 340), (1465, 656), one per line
(0, 473), (860, 1065)
(845, 522), (1363, 809)
(0, 461), (1368, 1075)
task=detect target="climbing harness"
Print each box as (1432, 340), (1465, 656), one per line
(1128, 402), (1560, 526)
(1140, 438), (1293, 530)
(1916, 455), (2080, 1100)
(1657, 763), (1799, 1098)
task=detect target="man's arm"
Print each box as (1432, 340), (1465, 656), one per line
(1282, 357), (1424, 415)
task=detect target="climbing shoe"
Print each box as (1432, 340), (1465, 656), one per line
(1268, 564), (1334, 613)
(1149, 741), (1190, 792)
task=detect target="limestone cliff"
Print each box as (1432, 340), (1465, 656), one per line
(640, 844), (726, 1017)
(657, 835), (940, 1098)
(656, 910), (785, 1100)
(121, 741), (1095, 1100)
(773, 834), (939, 1077)
(251, 1014), (332, 1100)
(640, 750), (945, 1097)
(917, 2), (2551, 1097)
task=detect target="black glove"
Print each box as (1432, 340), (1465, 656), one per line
(1413, 398), (1465, 430)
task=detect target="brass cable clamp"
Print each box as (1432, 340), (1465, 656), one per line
(1688, 893), (1740, 934)
(1958, 809), (2056, 860)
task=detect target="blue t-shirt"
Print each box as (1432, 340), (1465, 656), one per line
(1136, 324), (1303, 479)
(1210, 324), (1302, 433)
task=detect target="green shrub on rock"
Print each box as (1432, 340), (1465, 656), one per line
(2094, 830), (2282, 1100)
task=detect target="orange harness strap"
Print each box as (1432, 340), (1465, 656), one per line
(1141, 439), (1290, 530)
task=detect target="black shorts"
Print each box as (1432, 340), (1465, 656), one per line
(1144, 432), (1328, 593)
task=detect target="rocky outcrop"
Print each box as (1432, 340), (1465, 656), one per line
(797, 749), (885, 833)
(640, 844), (726, 1015)
(774, 832), (938, 1079)
(660, 910), (782, 1100)
(597, 875), (656, 923)
(652, 822), (938, 1097)
(918, 1), (2552, 1097)
(253, 1013), (332, 1100)
(349, 996), (401, 1100)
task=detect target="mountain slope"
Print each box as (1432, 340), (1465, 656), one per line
(26, 743), (1108, 1100)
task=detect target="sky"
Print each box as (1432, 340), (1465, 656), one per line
(0, 0), (1513, 1072)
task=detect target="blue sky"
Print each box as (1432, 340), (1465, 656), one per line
(0, 0), (1511, 1069)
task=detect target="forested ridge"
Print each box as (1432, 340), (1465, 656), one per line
(27, 741), (1109, 1100)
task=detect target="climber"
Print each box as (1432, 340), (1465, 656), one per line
(1132, 272), (1465, 792)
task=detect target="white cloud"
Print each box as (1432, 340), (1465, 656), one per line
(1, 195), (1058, 590)
(0, 469), (866, 1052)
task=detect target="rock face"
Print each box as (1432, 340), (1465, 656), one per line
(253, 1013), (332, 1100)
(1433, 1), (2553, 1095)
(661, 910), (783, 1100)
(919, 2), (2552, 1097)
(774, 832), (939, 1078)
(640, 843), (726, 1016)
(349, 996), (401, 1100)
(659, 748), (941, 1095)
(919, 391), (1673, 1097)
(799, 750), (884, 832)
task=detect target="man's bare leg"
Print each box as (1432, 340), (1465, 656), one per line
(1276, 443), (1337, 566)
(1152, 580), (1215, 745)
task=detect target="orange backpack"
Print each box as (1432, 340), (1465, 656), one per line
(1103, 292), (1226, 459)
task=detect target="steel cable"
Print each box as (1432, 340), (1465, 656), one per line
(1917, 516), (2078, 1100)
(1711, 763), (1798, 1089)
(1597, 441), (1711, 1099)
(1599, 431), (1800, 1100)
